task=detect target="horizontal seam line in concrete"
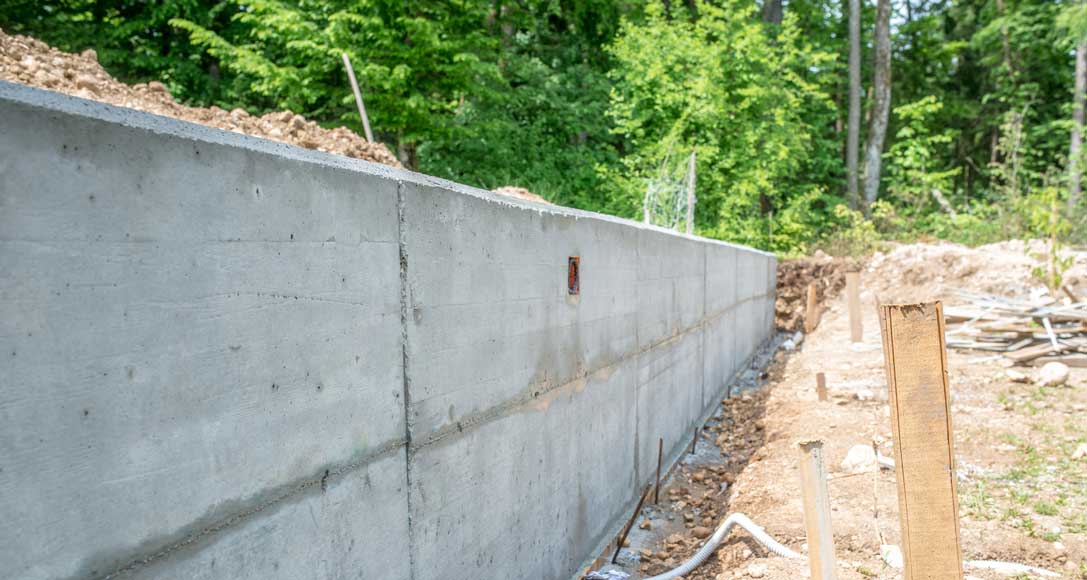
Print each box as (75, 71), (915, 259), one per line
(90, 437), (406, 580)
(408, 291), (773, 453)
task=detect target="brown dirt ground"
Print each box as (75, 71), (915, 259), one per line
(604, 240), (1087, 580)
(776, 253), (852, 332)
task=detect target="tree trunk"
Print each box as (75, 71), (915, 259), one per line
(863, 0), (892, 211)
(1070, 41), (1086, 210)
(762, 0), (783, 25)
(846, 0), (861, 208)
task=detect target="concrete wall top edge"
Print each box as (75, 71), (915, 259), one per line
(0, 81), (775, 259)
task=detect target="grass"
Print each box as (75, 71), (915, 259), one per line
(962, 382), (1087, 547)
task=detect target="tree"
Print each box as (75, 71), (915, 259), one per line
(763, 0), (784, 25)
(606, 0), (837, 249)
(1060, 0), (1087, 210)
(846, 0), (861, 207)
(863, 0), (892, 210)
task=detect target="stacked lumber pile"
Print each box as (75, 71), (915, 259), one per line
(944, 290), (1087, 367)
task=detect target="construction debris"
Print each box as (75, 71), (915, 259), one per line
(944, 289), (1087, 367)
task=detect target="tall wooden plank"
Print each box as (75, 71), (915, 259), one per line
(798, 440), (838, 580)
(847, 272), (862, 342)
(877, 302), (964, 580)
(816, 372), (828, 402)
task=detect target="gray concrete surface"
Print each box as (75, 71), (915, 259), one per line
(0, 81), (776, 580)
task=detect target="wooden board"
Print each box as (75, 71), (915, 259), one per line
(816, 372), (828, 402)
(805, 281), (820, 334)
(1030, 354), (1087, 367)
(877, 302), (964, 580)
(798, 440), (838, 580)
(847, 272), (863, 342)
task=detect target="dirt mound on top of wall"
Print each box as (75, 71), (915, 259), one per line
(491, 186), (551, 204)
(0, 28), (404, 169)
(775, 253), (851, 332)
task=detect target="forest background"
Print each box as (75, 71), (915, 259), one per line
(4, 0), (1087, 256)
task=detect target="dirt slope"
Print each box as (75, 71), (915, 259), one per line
(0, 28), (404, 168)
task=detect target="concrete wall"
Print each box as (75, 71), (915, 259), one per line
(0, 82), (776, 580)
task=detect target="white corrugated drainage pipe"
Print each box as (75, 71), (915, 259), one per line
(643, 513), (802, 580)
(639, 513), (1059, 580)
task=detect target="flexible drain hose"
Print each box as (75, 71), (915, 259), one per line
(637, 513), (1059, 580)
(643, 513), (802, 580)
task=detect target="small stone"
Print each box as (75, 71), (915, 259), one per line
(81, 48), (97, 62)
(639, 519), (651, 530)
(841, 444), (877, 473)
(741, 548), (753, 559)
(74, 74), (98, 93)
(881, 544), (904, 569)
(1005, 368), (1029, 383)
(147, 81), (168, 94)
(747, 563), (767, 578)
(1072, 443), (1087, 460)
(692, 526), (712, 539)
(683, 512), (694, 523)
(855, 389), (875, 401)
(622, 538), (631, 547)
(1037, 361), (1070, 387)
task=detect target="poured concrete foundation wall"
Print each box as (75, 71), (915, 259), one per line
(0, 82), (776, 580)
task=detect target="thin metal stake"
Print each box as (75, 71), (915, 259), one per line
(654, 437), (663, 504)
(611, 484), (652, 564)
(341, 53), (374, 143)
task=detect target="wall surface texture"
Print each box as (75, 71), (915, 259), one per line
(0, 82), (776, 580)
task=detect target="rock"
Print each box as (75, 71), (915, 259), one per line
(80, 48), (97, 62)
(147, 81), (168, 94)
(855, 389), (875, 402)
(1037, 362), (1070, 387)
(841, 444), (877, 474)
(881, 544), (903, 569)
(639, 519), (651, 530)
(1072, 443), (1087, 460)
(746, 563), (767, 578)
(622, 538), (630, 547)
(1005, 368), (1029, 383)
(692, 526), (712, 539)
(741, 547), (753, 559)
(74, 74), (98, 92)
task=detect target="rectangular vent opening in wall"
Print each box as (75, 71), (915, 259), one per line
(568, 256), (580, 295)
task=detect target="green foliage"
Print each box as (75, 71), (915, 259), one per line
(604, 1), (839, 250)
(884, 96), (961, 211)
(4, 0), (1086, 256)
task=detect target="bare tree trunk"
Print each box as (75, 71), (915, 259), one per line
(846, 0), (861, 208)
(863, 0), (892, 211)
(1070, 41), (1086, 210)
(762, 0), (783, 24)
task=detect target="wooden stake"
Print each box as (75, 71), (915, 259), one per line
(816, 372), (828, 402)
(654, 437), (663, 504)
(341, 53), (374, 143)
(798, 440), (838, 580)
(847, 272), (862, 342)
(878, 302), (964, 580)
(805, 281), (820, 334)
